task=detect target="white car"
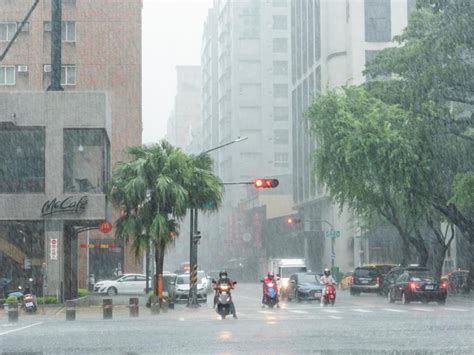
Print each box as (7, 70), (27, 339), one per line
(94, 274), (152, 296)
(173, 273), (207, 303)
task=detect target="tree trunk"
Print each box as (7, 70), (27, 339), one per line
(410, 229), (429, 267)
(153, 240), (166, 305)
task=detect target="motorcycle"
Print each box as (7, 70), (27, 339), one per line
(213, 280), (236, 319)
(322, 283), (336, 306)
(22, 290), (37, 313)
(262, 280), (279, 308)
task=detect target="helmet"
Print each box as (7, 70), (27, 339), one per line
(267, 272), (275, 279)
(219, 270), (228, 279)
(324, 268), (331, 277)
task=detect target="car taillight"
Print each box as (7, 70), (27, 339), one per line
(376, 276), (380, 285)
(440, 281), (448, 289)
(409, 282), (417, 289)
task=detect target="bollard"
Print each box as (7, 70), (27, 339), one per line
(150, 296), (160, 315)
(65, 300), (76, 321)
(103, 298), (113, 320)
(7, 302), (18, 323)
(129, 297), (139, 317)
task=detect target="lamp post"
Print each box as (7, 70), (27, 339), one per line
(187, 137), (248, 308)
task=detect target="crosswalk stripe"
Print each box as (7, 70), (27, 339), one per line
(443, 307), (466, 312)
(323, 309), (340, 313)
(382, 308), (406, 313)
(412, 307), (433, 312)
(352, 308), (373, 313)
(328, 315), (342, 319)
(290, 310), (308, 314)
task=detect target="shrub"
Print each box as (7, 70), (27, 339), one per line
(37, 296), (58, 304)
(77, 288), (89, 298)
(6, 296), (18, 303)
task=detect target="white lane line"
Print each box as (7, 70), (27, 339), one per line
(258, 310), (273, 314)
(290, 310), (308, 314)
(443, 307), (466, 312)
(352, 308), (373, 313)
(382, 308), (406, 313)
(412, 308), (433, 312)
(328, 315), (342, 319)
(322, 309), (340, 313)
(0, 322), (43, 336)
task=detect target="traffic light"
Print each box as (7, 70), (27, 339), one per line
(253, 178), (279, 188)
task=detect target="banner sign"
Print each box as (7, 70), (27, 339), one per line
(50, 238), (58, 260)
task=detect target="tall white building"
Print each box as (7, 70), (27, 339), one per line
(291, 0), (416, 273)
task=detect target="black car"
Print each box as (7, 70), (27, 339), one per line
(350, 265), (395, 295)
(380, 266), (430, 296)
(388, 269), (448, 305)
(286, 272), (324, 302)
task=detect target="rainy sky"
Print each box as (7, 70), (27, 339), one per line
(142, 0), (212, 145)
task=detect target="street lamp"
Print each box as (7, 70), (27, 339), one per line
(187, 137), (248, 308)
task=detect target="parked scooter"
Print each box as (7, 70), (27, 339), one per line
(322, 283), (336, 306)
(8, 279), (37, 313)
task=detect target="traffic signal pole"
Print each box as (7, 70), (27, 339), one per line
(188, 208), (200, 307)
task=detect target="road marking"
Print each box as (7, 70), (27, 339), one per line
(290, 310), (308, 314)
(382, 308), (406, 313)
(328, 315), (342, 319)
(0, 322), (43, 336)
(412, 307), (433, 312)
(443, 307), (466, 312)
(322, 309), (340, 313)
(352, 308), (373, 313)
(258, 310), (273, 314)
(179, 317), (185, 321)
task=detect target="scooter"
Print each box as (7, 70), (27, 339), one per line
(22, 290), (37, 313)
(213, 281), (236, 319)
(262, 280), (279, 308)
(322, 283), (336, 306)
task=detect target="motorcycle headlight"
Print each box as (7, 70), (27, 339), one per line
(281, 280), (289, 288)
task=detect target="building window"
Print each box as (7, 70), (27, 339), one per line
(274, 129), (289, 144)
(64, 129), (109, 193)
(273, 0), (287, 7)
(0, 127), (45, 193)
(273, 38), (288, 53)
(274, 106), (289, 121)
(61, 65), (76, 85)
(0, 66), (15, 85)
(273, 61), (288, 75)
(365, 0), (391, 42)
(407, 0), (417, 17)
(273, 84), (288, 98)
(365, 50), (385, 81)
(62, 21), (76, 42)
(0, 22), (17, 42)
(274, 152), (289, 168)
(273, 15), (287, 30)
(43, 21), (76, 42)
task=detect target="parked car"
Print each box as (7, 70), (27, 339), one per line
(173, 273), (207, 303)
(350, 264), (396, 295)
(380, 266), (430, 296)
(286, 272), (324, 302)
(94, 274), (152, 296)
(388, 269), (448, 305)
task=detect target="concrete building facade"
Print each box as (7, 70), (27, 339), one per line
(0, 0), (142, 296)
(290, 0), (416, 274)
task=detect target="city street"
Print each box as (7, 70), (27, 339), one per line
(0, 284), (473, 354)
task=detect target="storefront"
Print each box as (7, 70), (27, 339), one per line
(0, 92), (111, 301)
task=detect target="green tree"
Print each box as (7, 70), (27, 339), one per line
(365, 0), (474, 286)
(307, 87), (429, 266)
(108, 141), (223, 302)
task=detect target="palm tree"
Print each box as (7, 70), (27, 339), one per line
(108, 141), (222, 304)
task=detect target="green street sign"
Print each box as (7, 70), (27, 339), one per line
(324, 230), (341, 238)
(201, 201), (215, 210)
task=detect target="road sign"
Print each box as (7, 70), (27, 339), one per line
(324, 230), (341, 238)
(50, 238), (58, 260)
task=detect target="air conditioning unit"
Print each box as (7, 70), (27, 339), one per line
(17, 65), (29, 73)
(44, 21), (52, 32)
(43, 65), (52, 73)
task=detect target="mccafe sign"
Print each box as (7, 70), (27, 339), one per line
(41, 196), (88, 217)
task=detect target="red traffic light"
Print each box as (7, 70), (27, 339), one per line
(285, 216), (301, 225)
(253, 178), (279, 188)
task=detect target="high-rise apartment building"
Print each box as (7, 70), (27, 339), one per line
(0, 0), (142, 297)
(291, 0), (415, 272)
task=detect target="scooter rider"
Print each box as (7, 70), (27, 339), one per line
(262, 272), (280, 308)
(320, 268), (336, 297)
(213, 270), (237, 318)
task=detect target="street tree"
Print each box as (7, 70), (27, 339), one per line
(108, 141), (223, 303)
